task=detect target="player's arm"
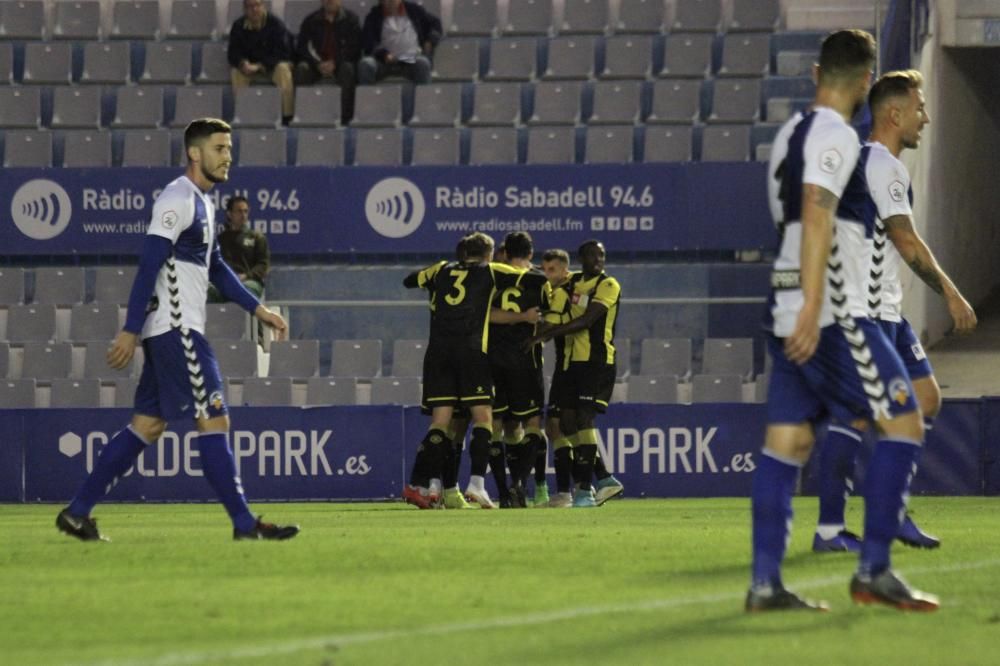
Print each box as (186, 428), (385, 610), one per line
(110, 194), (192, 370)
(208, 245), (287, 340)
(528, 300), (606, 347)
(785, 183), (837, 364)
(883, 215), (977, 332)
(490, 307), (540, 324)
(109, 235), (173, 370)
(403, 261), (445, 289)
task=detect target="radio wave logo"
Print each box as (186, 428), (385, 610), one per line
(11, 179), (72, 240)
(365, 177), (425, 238)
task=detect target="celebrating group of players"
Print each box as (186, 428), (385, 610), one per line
(400, 231), (626, 510)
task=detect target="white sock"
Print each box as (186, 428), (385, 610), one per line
(816, 523), (845, 539)
(467, 475), (485, 492)
(429, 479), (442, 495)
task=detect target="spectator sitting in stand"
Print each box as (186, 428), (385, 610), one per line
(209, 196), (270, 303)
(359, 0), (442, 85)
(295, 0), (362, 125)
(228, 0), (296, 125)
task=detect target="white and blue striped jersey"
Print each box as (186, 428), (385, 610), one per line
(766, 107), (865, 337)
(141, 175), (216, 339)
(839, 141), (913, 322)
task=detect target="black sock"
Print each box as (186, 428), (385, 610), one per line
(409, 446), (431, 487)
(572, 444), (597, 491)
(469, 426), (492, 477)
(489, 439), (508, 495)
(505, 443), (525, 486)
(554, 446), (574, 493)
(442, 436), (459, 488)
(421, 428), (447, 485)
(593, 451), (611, 481)
(520, 432), (545, 485)
(534, 437), (548, 484)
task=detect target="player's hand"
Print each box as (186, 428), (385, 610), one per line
(784, 308), (820, 365)
(107, 331), (138, 370)
(522, 334), (545, 352)
(520, 307), (540, 324)
(947, 293), (977, 334)
(255, 305), (288, 342)
(318, 60), (335, 76)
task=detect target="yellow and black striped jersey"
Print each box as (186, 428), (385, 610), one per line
(542, 274), (575, 371)
(414, 260), (529, 353)
(565, 271), (621, 365)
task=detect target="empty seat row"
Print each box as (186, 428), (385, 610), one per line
(0, 266), (135, 306)
(0, 302), (251, 343)
(0, 373), (767, 408)
(0, 33), (786, 88)
(0, 335), (754, 381)
(0, 0), (779, 42)
(1, 123), (773, 167)
(0, 77), (793, 131)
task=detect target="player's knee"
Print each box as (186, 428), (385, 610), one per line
(197, 414), (230, 433)
(915, 378), (942, 418)
(764, 424), (814, 462)
(877, 410), (924, 443)
(131, 415), (166, 442)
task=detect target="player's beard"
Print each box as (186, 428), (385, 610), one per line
(202, 163), (229, 184)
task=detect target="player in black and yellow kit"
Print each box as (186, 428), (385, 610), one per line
(402, 238), (475, 509)
(487, 232), (549, 508)
(403, 232), (542, 508)
(539, 249), (575, 507)
(530, 240), (621, 508)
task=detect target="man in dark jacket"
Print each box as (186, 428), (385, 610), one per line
(359, 0), (442, 85)
(295, 0), (362, 124)
(209, 196), (270, 303)
(228, 0), (295, 124)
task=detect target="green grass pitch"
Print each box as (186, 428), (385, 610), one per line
(4, 497), (1000, 666)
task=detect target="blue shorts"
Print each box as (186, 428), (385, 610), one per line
(878, 318), (933, 380)
(135, 328), (228, 422)
(766, 317), (917, 426)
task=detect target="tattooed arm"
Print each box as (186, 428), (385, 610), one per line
(884, 214), (977, 332)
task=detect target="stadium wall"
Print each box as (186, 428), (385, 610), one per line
(904, 2), (1000, 346)
(2, 398), (997, 502)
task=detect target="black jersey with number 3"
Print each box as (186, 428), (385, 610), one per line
(416, 260), (526, 352)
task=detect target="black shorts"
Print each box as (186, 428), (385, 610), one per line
(490, 346), (544, 419)
(546, 368), (573, 418)
(562, 361), (616, 414)
(422, 340), (493, 410)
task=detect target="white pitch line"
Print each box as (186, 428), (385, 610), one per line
(80, 557), (1000, 666)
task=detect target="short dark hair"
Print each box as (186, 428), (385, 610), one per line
(578, 239), (603, 256)
(462, 232), (494, 260)
(225, 195), (249, 212)
(455, 236), (469, 261)
(817, 29), (876, 85)
(541, 248), (570, 264)
(868, 69), (923, 114)
(503, 231), (533, 259)
(184, 118), (231, 150)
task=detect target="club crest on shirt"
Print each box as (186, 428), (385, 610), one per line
(889, 180), (906, 203)
(162, 210), (178, 229)
(819, 148), (843, 174)
(572, 293), (589, 307)
(209, 391), (224, 410)
(888, 377), (910, 406)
